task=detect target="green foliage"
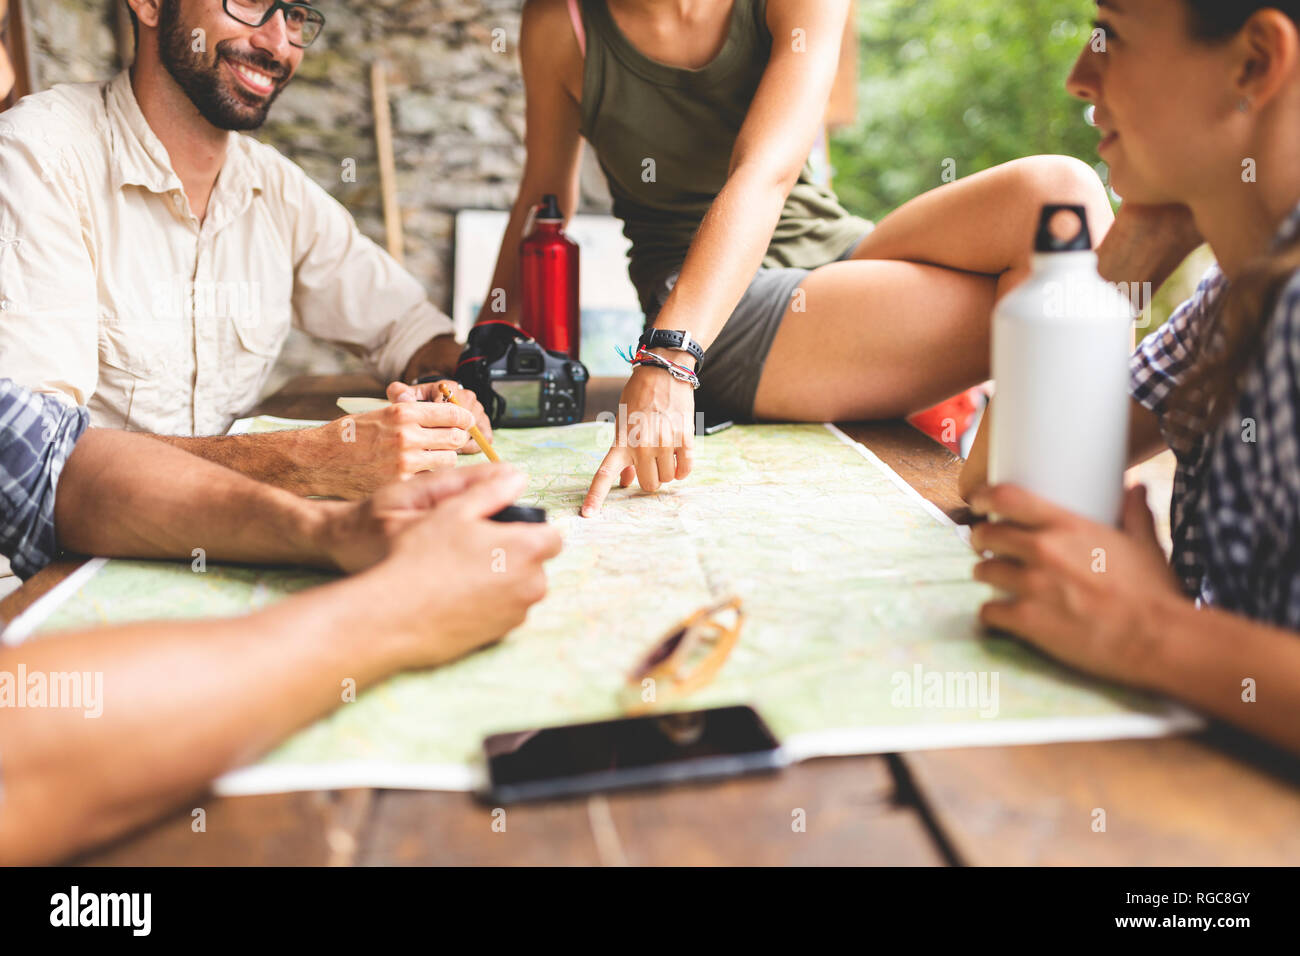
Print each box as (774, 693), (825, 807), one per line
(829, 0), (1103, 219)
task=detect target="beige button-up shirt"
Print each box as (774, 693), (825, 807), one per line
(0, 71), (452, 435)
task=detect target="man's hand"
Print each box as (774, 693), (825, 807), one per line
(321, 464), (518, 573)
(363, 465), (564, 669)
(306, 401), (475, 499)
(387, 379), (493, 455)
(969, 482), (1183, 689)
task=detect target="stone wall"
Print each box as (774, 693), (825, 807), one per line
(22, 0), (611, 389)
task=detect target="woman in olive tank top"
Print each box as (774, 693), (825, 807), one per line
(483, 0), (1114, 515)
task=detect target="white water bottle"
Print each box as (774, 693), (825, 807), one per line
(989, 204), (1134, 526)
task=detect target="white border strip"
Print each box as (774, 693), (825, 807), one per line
(209, 706), (1204, 796)
(214, 759), (480, 795)
(2, 557), (109, 646)
(783, 708), (1203, 762)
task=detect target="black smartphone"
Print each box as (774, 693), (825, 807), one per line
(489, 505), (547, 523)
(480, 705), (786, 804)
(696, 411), (735, 436)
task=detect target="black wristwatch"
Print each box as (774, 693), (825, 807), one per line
(638, 328), (704, 370)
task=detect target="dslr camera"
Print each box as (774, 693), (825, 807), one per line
(445, 321), (588, 428)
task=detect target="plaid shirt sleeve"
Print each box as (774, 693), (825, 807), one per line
(1130, 266), (1228, 453)
(0, 378), (89, 580)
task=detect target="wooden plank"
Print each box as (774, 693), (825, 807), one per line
(2, 0), (35, 108)
(838, 419), (970, 522)
(370, 62), (405, 265)
(359, 756), (938, 866)
(359, 791), (605, 866)
(70, 790), (374, 867)
(0, 557), (82, 631)
(904, 731), (1300, 865)
(603, 756), (943, 866)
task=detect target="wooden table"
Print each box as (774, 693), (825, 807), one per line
(6, 375), (1300, 866)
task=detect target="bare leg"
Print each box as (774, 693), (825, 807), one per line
(754, 156), (1113, 421)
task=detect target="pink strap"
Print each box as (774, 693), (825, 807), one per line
(567, 0), (587, 57)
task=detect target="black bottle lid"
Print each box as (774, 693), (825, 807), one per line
(1034, 204), (1092, 252)
(537, 194), (564, 220)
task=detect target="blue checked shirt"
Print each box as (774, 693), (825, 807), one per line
(0, 379), (89, 580)
(1130, 204), (1300, 630)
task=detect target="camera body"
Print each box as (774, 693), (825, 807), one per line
(453, 322), (588, 428)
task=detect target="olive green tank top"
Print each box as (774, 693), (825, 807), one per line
(577, 0), (871, 315)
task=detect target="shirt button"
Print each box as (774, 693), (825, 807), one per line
(0, 297), (10, 311)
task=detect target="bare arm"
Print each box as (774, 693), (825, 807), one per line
(582, 0), (851, 513)
(0, 466), (562, 864)
(58, 429), (339, 566)
(651, 0), (851, 347)
(972, 483), (1300, 757)
(148, 399), (476, 501)
(0, 574), (404, 864)
(484, 0), (586, 326)
(1148, 597), (1300, 756)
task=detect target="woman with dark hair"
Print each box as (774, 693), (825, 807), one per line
(484, 0), (1114, 516)
(962, 0), (1300, 754)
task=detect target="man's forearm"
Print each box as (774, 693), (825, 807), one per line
(0, 572), (409, 864)
(150, 428), (330, 497)
(57, 429), (342, 566)
(401, 332), (464, 384)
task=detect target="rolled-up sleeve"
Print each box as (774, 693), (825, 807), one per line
(0, 121), (101, 407)
(0, 379), (90, 580)
(278, 156), (454, 384)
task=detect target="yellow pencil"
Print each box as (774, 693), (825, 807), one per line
(438, 383), (502, 463)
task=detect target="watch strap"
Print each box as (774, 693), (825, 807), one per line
(638, 328), (704, 367)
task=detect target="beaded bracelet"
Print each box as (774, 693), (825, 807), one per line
(622, 345), (701, 389)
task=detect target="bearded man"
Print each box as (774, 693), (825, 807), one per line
(0, 1), (489, 498)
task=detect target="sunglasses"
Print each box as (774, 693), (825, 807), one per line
(623, 596), (744, 715)
(223, 0), (325, 49)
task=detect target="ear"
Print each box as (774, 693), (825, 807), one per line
(1235, 9), (1300, 110)
(127, 0), (163, 31)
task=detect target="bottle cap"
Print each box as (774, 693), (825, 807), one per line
(537, 194), (564, 221)
(1034, 204), (1092, 253)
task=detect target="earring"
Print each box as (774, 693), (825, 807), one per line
(1238, 97), (1252, 113)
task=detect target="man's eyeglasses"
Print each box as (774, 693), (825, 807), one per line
(223, 0), (325, 49)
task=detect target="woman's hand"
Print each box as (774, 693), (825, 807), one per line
(581, 364), (696, 517)
(969, 482), (1185, 689)
(1097, 202), (1203, 293)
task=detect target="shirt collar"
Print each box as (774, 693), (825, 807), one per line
(105, 70), (264, 206)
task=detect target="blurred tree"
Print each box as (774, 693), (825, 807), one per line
(829, 0), (1211, 332)
(830, 0), (1099, 218)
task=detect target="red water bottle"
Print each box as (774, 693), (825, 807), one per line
(519, 194), (580, 359)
